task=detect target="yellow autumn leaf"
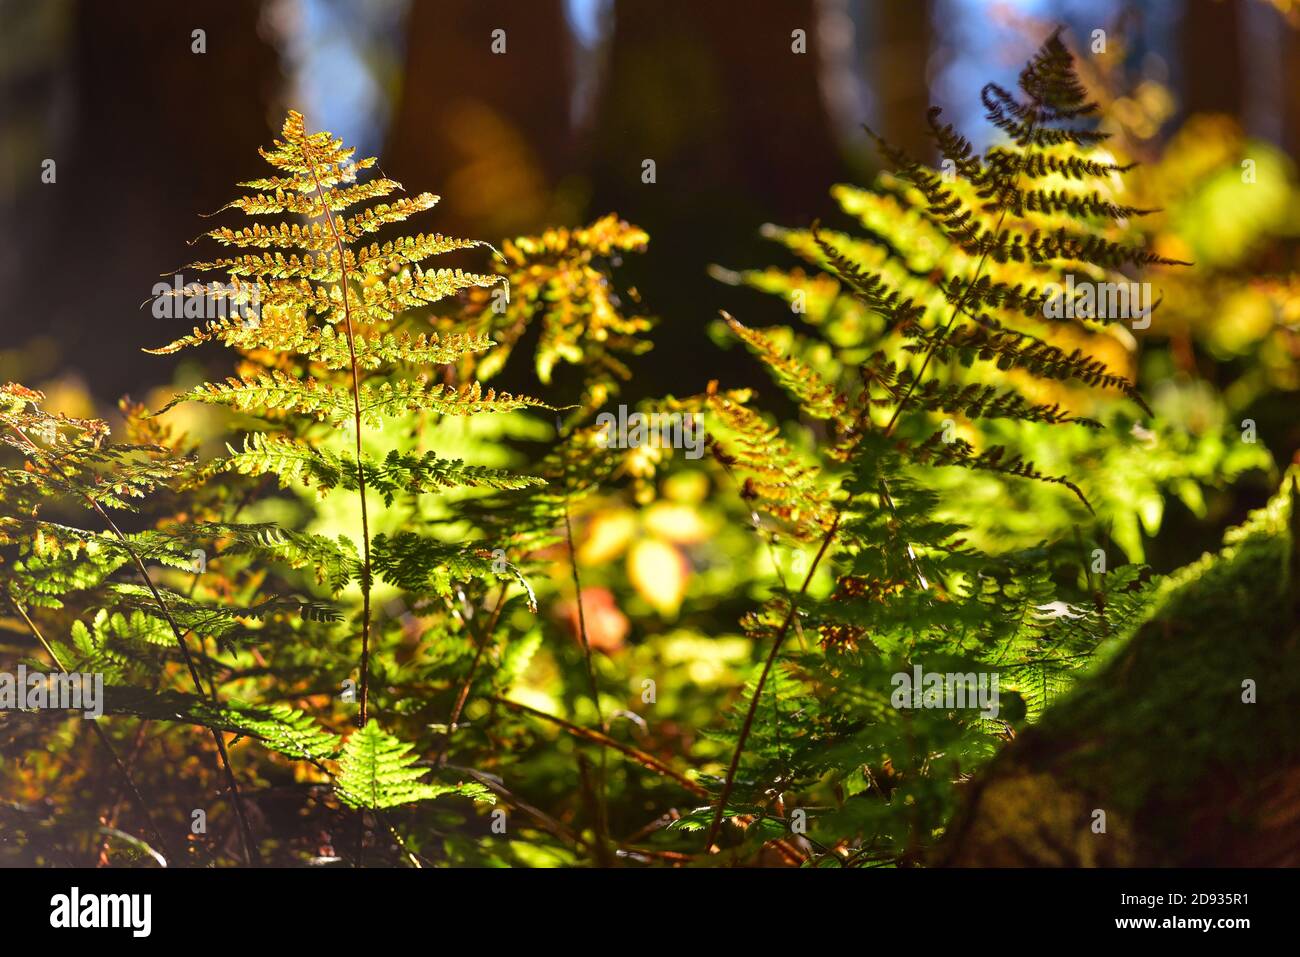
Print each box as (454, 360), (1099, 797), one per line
(627, 538), (689, 618)
(663, 469), (709, 504)
(578, 507), (637, 565)
(643, 501), (711, 544)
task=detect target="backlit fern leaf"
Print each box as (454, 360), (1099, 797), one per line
(198, 521), (359, 593)
(224, 432), (543, 503)
(913, 432), (1091, 510)
(697, 30), (1177, 862)
(371, 531), (536, 609)
(335, 719), (487, 810)
(722, 314), (849, 422)
(467, 214), (653, 415)
(702, 387), (838, 541)
(103, 688), (341, 765)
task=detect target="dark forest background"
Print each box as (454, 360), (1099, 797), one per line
(1, 0), (1296, 418)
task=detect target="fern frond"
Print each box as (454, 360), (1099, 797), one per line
(335, 720), (489, 810)
(874, 361), (1101, 428)
(722, 314), (849, 422)
(704, 388), (838, 540)
(900, 321), (1149, 413)
(371, 531), (535, 606)
(105, 687), (342, 764)
(155, 371), (351, 422)
(223, 432), (543, 503)
(913, 432), (1092, 511)
(199, 521), (359, 593)
(470, 214), (653, 413)
(358, 379), (552, 422)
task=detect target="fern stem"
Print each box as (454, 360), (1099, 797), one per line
(882, 211), (1010, 436)
(556, 421), (614, 864)
(560, 487), (603, 729)
(704, 105), (1044, 852)
(447, 763), (584, 849)
(96, 719), (151, 866)
(302, 140), (374, 727)
(89, 501), (259, 865)
(437, 582), (509, 765)
(11, 599), (176, 866)
(704, 510), (842, 851)
(492, 695), (704, 795)
(493, 695), (803, 863)
(6, 424), (257, 865)
(577, 752), (615, 866)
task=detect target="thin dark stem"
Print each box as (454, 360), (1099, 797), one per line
(98, 720), (151, 866)
(12, 599), (176, 865)
(7, 424), (257, 864)
(577, 753), (615, 866)
(881, 209), (1010, 437)
(703, 511), (841, 849)
(90, 500), (259, 865)
(303, 135), (373, 727)
(559, 481), (603, 726)
(703, 118), (1037, 852)
(437, 582), (509, 765)
(491, 695), (705, 796)
(445, 763), (584, 850)
(554, 416), (610, 862)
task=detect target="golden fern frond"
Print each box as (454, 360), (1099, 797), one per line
(156, 372), (352, 422)
(722, 313), (849, 423)
(223, 432), (543, 502)
(193, 236), (487, 283)
(257, 110), (355, 172)
(152, 110), (538, 412)
(238, 154), (377, 192)
(206, 220), (339, 252)
(702, 387), (837, 541)
(222, 178), (403, 217)
(314, 328), (494, 370)
(337, 195), (442, 243)
(352, 234), (486, 274)
(358, 379), (553, 422)
(351, 266), (502, 322)
(468, 214), (652, 415)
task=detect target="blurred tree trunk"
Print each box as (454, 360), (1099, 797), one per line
(3, 0), (280, 403)
(588, 0), (843, 226)
(871, 0), (932, 162)
(384, 0), (574, 239)
(585, 0), (849, 400)
(1285, 18), (1300, 162)
(1179, 0), (1242, 118)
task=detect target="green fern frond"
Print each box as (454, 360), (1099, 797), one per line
(335, 720), (489, 810)
(223, 432), (543, 503)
